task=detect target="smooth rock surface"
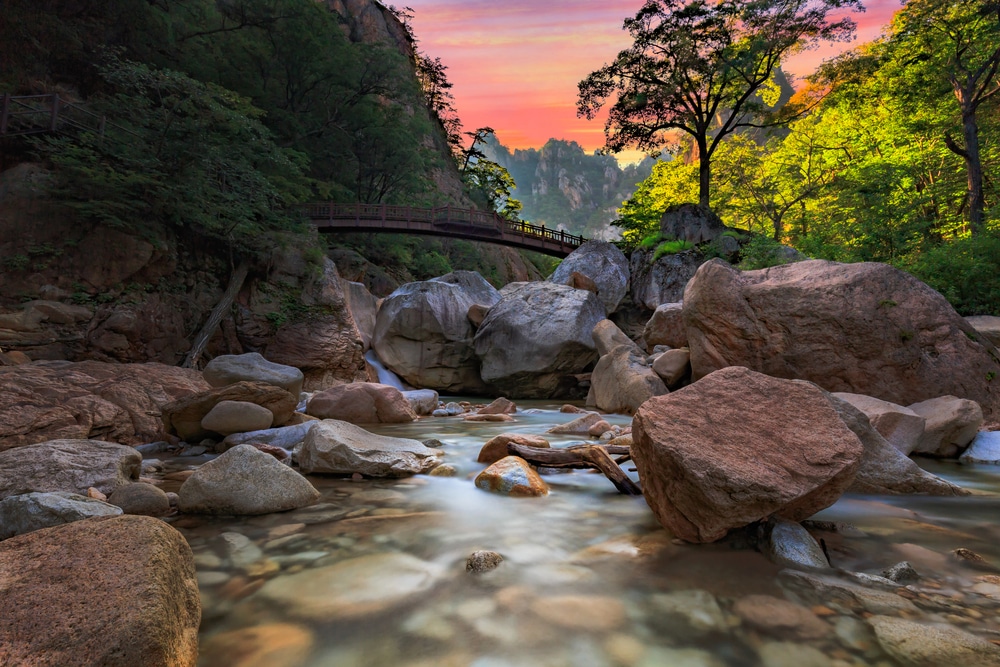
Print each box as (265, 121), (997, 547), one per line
(474, 282), (605, 398)
(402, 389), (439, 416)
(651, 348), (690, 388)
(643, 302), (687, 350)
(763, 518), (830, 570)
(298, 420), (442, 477)
(0, 491), (122, 540)
(179, 444), (319, 515)
(830, 396), (967, 495)
(201, 400), (274, 436)
(588, 344), (667, 415)
(592, 319), (642, 357)
(732, 594), (830, 640)
(0, 439), (141, 500)
(683, 259), (1000, 421)
(548, 240), (630, 314)
(477, 433), (550, 464)
(203, 352), (304, 396)
(221, 422), (317, 452)
(372, 272), (500, 393)
(966, 315), (1000, 346)
(254, 552), (443, 621)
(475, 456), (549, 497)
(548, 412), (603, 435)
(0, 515), (200, 667)
(478, 396), (517, 415)
(868, 615), (1000, 667)
(108, 482), (172, 516)
(307, 383), (417, 424)
(632, 367), (863, 542)
(908, 396), (984, 457)
(161, 382), (296, 442)
(959, 431), (1000, 464)
(832, 392), (925, 454)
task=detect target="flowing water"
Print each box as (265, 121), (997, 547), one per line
(158, 402), (1000, 667)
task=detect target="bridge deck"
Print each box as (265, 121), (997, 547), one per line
(304, 203), (585, 258)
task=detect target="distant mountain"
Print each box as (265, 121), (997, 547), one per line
(483, 137), (655, 240)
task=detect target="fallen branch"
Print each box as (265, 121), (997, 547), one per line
(506, 443), (642, 496)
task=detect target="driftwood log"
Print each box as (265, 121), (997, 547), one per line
(506, 442), (642, 496)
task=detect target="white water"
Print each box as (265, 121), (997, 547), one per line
(364, 349), (406, 390)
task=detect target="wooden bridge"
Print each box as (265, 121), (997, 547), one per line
(0, 93), (114, 138)
(303, 203), (586, 257)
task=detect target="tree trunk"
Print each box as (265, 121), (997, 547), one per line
(963, 112), (985, 234)
(182, 260), (249, 369)
(698, 137), (711, 208)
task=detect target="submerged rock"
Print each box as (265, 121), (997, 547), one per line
(868, 615), (1000, 667)
(467, 550), (504, 573)
(475, 456), (549, 497)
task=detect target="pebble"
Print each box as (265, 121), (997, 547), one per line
(467, 550), (504, 573)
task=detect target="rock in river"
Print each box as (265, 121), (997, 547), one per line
(0, 439), (140, 500)
(298, 420), (442, 477)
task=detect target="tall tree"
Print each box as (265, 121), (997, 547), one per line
(577, 0), (862, 208)
(892, 0), (1000, 233)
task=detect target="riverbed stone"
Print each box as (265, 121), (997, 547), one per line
(830, 396), (967, 495)
(0, 439), (141, 500)
(298, 420), (442, 477)
(179, 444), (319, 515)
(402, 389), (439, 416)
(0, 491), (122, 540)
(201, 400), (274, 436)
(467, 550), (504, 573)
(254, 552), (444, 621)
(203, 352), (304, 396)
(306, 382), (417, 423)
(779, 570), (918, 615)
(108, 482), (171, 516)
(868, 615), (1000, 667)
(648, 589), (728, 636)
(763, 518), (830, 570)
(161, 381), (297, 441)
(477, 433), (550, 464)
(474, 282), (605, 398)
(548, 240), (629, 315)
(959, 431), (1000, 464)
(0, 515), (200, 667)
(530, 594), (626, 631)
(733, 594), (830, 640)
(548, 412), (604, 435)
(372, 272), (500, 393)
(588, 342), (667, 415)
(682, 259), (1000, 421)
(643, 302), (687, 350)
(908, 396), (984, 457)
(479, 396), (517, 415)
(221, 422), (317, 452)
(832, 392), (926, 454)
(475, 456), (549, 497)
(200, 623), (314, 667)
(632, 367), (863, 543)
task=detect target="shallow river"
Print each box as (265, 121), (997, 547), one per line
(160, 402), (1000, 667)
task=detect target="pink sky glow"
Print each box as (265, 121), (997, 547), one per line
(401, 0), (904, 154)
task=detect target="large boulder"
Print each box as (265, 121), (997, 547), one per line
(0, 439), (141, 500)
(959, 431), (1000, 464)
(966, 315), (1000, 347)
(372, 271), (500, 393)
(161, 381), (297, 441)
(829, 396), (967, 496)
(341, 278), (379, 350)
(298, 420), (442, 477)
(0, 515), (200, 667)
(588, 344), (667, 415)
(203, 352), (304, 396)
(908, 396), (984, 457)
(631, 367), (863, 543)
(178, 444), (319, 515)
(683, 260), (1000, 421)
(832, 392), (926, 454)
(659, 203), (727, 245)
(0, 492), (122, 540)
(629, 248), (704, 311)
(0, 360), (208, 451)
(643, 302), (687, 350)
(548, 240), (629, 314)
(473, 282), (605, 398)
(306, 382), (417, 423)
(200, 400), (275, 436)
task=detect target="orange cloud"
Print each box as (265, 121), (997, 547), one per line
(405, 0), (903, 152)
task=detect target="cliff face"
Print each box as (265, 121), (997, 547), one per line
(324, 0), (414, 56)
(486, 138), (654, 240)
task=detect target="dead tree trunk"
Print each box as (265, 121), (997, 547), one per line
(506, 443), (642, 496)
(182, 259), (249, 369)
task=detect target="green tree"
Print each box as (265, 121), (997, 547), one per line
(577, 0), (861, 208)
(460, 129), (523, 221)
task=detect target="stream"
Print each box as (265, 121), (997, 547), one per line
(157, 402), (1000, 667)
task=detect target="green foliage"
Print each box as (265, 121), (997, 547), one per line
(653, 239), (693, 259)
(902, 232), (1000, 316)
(737, 235), (792, 271)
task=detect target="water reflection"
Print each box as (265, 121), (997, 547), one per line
(168, 402), (1000, 667)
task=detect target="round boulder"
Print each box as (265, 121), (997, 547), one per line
(372, 271), (500, 394)
(548, 240), (629, 314)
(108, 483), (172, 517)
(473, 282), (605, 398)
(201, 400), (274, 436)
(203, 352), (304, 396)
(306, 382), (417, 424)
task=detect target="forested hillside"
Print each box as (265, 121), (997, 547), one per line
(612, 0), (999, 315)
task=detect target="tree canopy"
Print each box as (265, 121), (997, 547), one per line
(578, 0), (862, 207)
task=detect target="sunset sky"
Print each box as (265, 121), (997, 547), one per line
(401, 0), (904, 155)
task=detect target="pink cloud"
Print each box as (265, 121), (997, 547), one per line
(404, 0), (903, 151)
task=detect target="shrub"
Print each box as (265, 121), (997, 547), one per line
(902, 232), (1000, 316)
(737, 234), (792, 271)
